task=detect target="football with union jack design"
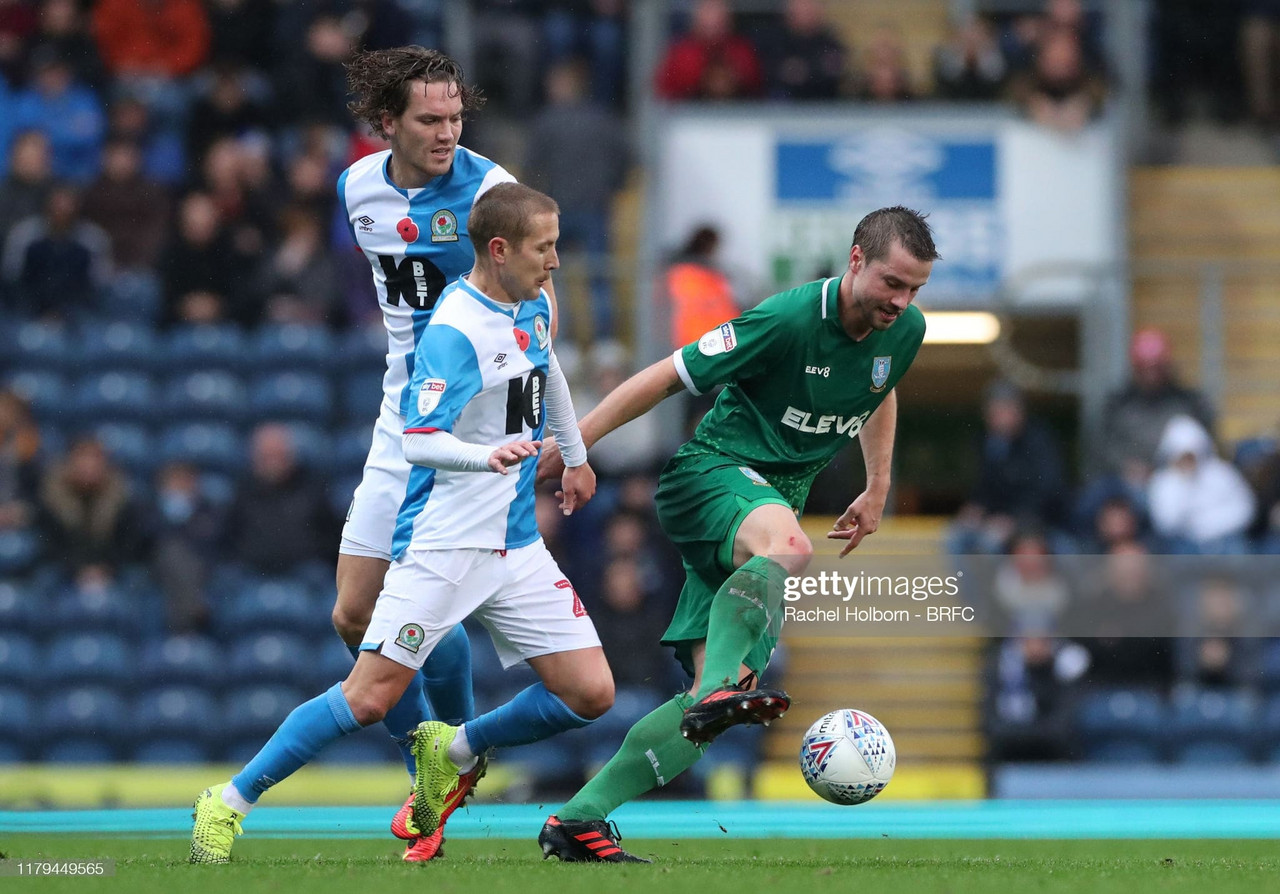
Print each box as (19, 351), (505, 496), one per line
(798, 709), (896, 805)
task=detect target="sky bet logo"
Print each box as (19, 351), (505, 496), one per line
(781, 407), (869, 439)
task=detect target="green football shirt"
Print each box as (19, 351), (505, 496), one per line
(673, 276), (926, 510)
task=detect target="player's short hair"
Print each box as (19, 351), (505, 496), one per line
(852, 206), (940, 263)
(346, 46), (484, 138)
(469, 183), (560, 254)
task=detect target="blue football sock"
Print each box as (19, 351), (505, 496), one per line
(349, 644), (433, 779)
(231, 683), (362, 803)
(421, 623), (475, 725)
(464, 683), (592, 754)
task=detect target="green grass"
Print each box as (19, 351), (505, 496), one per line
(3, 836), (1278, 894)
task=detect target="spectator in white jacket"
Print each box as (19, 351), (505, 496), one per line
(1148, 415), (1255, 554)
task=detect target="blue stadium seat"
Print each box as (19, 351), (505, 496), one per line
(138, 635), (222, 689)
(68, 372), (157, 425)
(336, 327), (387, 375)
(93, 422), (156, 477)
(220, 684), (306, 743)
(4, 369), (67, 423)
(1169, 689), (1255, 753)
(48, 585), (139, 638)
(0, 529), (39, 576)
(11, 321), (70, 372)
(1081, 740), (1164, 763)
(341, 371), (386, 423)
(1257, 641), (1280, 691)
(1171, 740), (1253, 765)
(226, 633), (309, 686)
(0, 687), (36, 751)
(302, 639), (356, 693)
(0, 741), (25, 763)
(40, 686), (131, 746)
(248, 372), (333, 425)
(328, 474), (362, 520)
(1077, 688), (1167, 737)
(136, 685), (222, 739)
(74, 322), (158, 374)
(40, 740), (121, 763)
(313, 729), (400, 764)
(0, 581), (38, 635)
(334, 424), (374, 471)
(0, 633), (40, 686)
(163, 325), (247, 372)
(162, 370), (248, 424)
(250, 325), (334, 372)
(133, 740), (214, 763)
(100, 271), (162, 323)
(286, 422), (335, 474)
(213, 579), (319, 639)
(159, 422), (243, 474)
(44, 632), (135, 687)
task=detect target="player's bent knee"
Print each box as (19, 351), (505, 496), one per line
(771, 533), (813, 576)
(330, 604), (371, 645)
(559, 676), (615, 721)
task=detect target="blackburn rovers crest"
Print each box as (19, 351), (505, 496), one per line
(430, 209), (458, 243)
(870, 356), (891, 393)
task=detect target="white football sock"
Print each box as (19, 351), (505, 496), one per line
(447, 724), (478, 771)
(221, 782), (254, 815)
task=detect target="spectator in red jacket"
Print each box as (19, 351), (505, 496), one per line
(655, 0), (762, 100)
(91, 0), (209, 79)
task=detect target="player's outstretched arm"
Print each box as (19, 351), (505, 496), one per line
(827, 389), (897, 557)
(537, 357), (685, 483)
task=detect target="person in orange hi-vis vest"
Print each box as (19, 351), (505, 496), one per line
(666, 225), (740, 349)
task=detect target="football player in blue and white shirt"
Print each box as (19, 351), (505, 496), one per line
(191, 184), (612, 866)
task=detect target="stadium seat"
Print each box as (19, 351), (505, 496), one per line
(213, 579), (320, 639)
(40, 740), (121, 763)
(0, 529), (39, 576)
(333, 424), (374, 472)
(340, 371), (386, 423)
(93, 422), (156, 477)
(1257, 641), (1280, 690)
(163, 325), (247, 372)
(250, 324), (335, 372)
(1168, 688), (1256, 740)
(1081, 740), (1164, 763)
(68, 371), (156, 425)
(74, 321), (158, 374)
(226, 633), (310, 686)
(11, 321), (70, 373)
(162, 371), (249, 424)
(39, 686), (132, 746)
(286, 422), (335, 474)
(220, 684), (306, 744)
(0, 581), (38, 634)
(136, 685), (222, 739)
(100, 271), (162, 323)
(44, 632), (136, 687)
(4, 369), (67, 423)
(0, 686), (36, 751)
(1171, 740), (1253, 765)
(1076, 688), (1167, 759)
(336, 327), (387, 375)
(159, 422), (243, 474)
(302, 639), (357, 693)
(0, 633), (40, 686)
(133, 740), (214, 763)
(47, 585), (139, 638)
(0, 741), (25, 763)
(248, 372), (333, 425)
(138, 635), (223, 689)
(313, 729), (400, 765)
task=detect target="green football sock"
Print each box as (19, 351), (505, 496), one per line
(695, 555), (788, 699)
(557, 693), (706, 822)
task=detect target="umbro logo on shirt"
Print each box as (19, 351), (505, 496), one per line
(357, 215), (375, 231)
(494, 353), (508, 370)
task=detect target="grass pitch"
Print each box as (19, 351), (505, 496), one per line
(3, 836), (1277, 894)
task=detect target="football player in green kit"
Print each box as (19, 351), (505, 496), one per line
(536, 206), (938, 862)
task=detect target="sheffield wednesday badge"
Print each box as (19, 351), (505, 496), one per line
(870, 356), (891, 393)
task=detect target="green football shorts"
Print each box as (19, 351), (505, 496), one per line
(654, 450), (795, 679)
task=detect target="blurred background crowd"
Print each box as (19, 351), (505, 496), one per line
(4, 0), (1280, 795)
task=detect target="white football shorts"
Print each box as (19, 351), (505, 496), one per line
(339, 400), (408, 561)
(361, 540), (601, 670)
